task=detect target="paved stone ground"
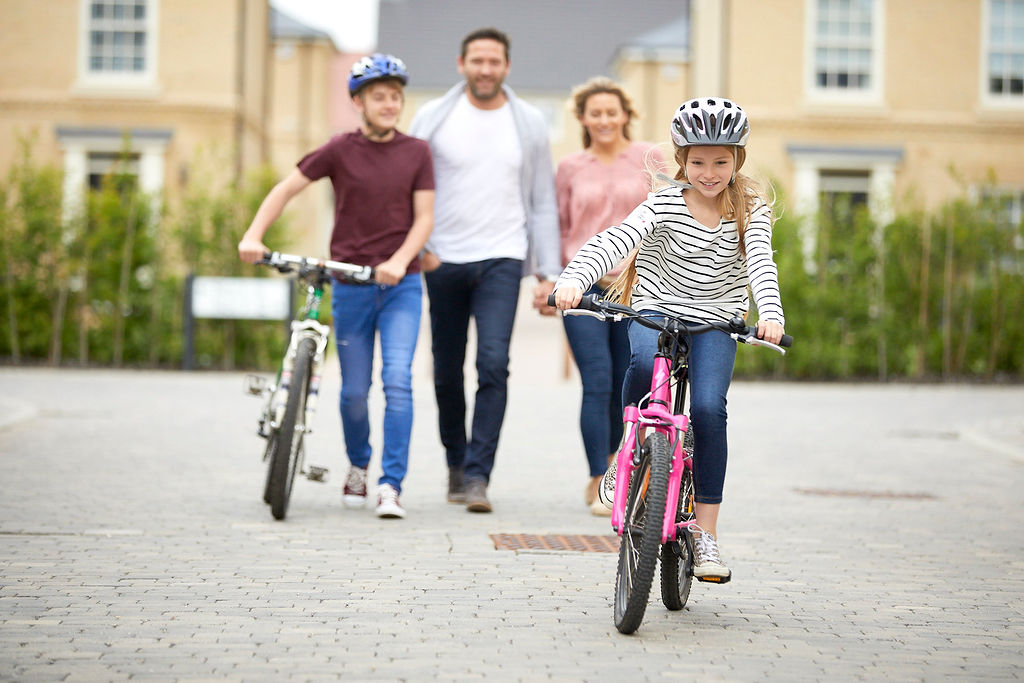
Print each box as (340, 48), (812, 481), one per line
(2, 293), (1023, 681)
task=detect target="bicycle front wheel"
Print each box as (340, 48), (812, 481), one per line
(614, 432), (671, 634)
(267, 338), (315, 520)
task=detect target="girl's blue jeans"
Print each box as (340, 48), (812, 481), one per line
(331, 274), (421, 493)
(623, 315), (737, 505)
(562, 284), (630, 477)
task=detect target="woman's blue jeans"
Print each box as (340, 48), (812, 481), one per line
(563, 285), (630, 477)
(623, 316), (737, 504)
(423, 258), (522, 484)
(331, 274), (421, 493)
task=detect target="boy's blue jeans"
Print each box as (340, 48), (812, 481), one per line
(623, 316), (737, 505)
(331, 274), (421, 493)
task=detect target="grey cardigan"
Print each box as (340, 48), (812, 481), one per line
(408, 82), (561, 280)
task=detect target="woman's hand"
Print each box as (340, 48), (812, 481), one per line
(756, 320), (785, 345)
(532, 280), (557, 316)
(553, 286), (583, 311)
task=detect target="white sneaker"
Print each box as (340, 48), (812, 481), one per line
(597, 459), (616, 510)
(375, 483), (406, 519)
(693, 531), (732, 581)
(342, 466), (367, 509)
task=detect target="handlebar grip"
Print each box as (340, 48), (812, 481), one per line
(546, 294), (556, 307)
(780, 334), (793, 348)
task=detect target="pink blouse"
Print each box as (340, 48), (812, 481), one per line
(555, 141), (666, 271)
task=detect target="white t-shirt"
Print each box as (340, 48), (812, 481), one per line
(427, 94), (527, 263)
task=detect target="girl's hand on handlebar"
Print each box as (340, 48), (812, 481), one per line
(238, 236), (269, 264)
(553, 286), (583, 311)
(756, 320), (785, 345)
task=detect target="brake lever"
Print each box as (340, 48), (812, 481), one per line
(735, 334), (787, 355)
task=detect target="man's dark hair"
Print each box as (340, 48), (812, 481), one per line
(460, 27), (510, 61)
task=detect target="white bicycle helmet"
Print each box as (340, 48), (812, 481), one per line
(670, 97), (749, 148)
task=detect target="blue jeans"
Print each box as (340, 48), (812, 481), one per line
(331, 274), (421, 493)
(623, 316), (737, 505)
(423, 258), (522, 484)
(563, 285), (630, 477)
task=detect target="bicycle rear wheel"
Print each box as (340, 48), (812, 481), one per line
(661, 442), (695, 610)
(267, 338), (314, 520)
(614, 432), (671, 634)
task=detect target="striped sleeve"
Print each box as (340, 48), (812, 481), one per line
(555, 198), (656, 291)
(743, 201), (785, 326)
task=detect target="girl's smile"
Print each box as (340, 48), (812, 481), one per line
(684, 145), (736, 199)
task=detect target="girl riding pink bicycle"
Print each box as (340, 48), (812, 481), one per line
(553, 97), (786, 583)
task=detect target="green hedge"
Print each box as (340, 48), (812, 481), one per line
(2, 139), (1022, 379)
(1, 137), (289, 370)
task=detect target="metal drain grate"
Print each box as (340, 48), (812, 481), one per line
(490, 533), (620, 553)
(793, 487), (938, 500)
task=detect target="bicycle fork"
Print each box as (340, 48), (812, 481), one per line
(610, 404), (694, 545)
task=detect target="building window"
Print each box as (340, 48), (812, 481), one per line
(985, 0), (1024, 99)
(87, 151), (140, 191)
(77, 0), (158, 89)
(819, 169), (871, 224)
(805, 0), (884, 103)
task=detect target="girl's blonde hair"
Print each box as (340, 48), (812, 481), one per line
(604, 145), (766, 306)
(570, 77), (637, 149)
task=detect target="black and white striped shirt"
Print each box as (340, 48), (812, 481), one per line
(556, 186), (785, 326)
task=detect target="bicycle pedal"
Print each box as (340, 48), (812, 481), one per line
(696, 572), (732, 584)
(244, 374), (268, 396)
(305, 466), (329, 483)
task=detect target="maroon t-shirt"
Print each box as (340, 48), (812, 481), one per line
(297, 131), (435, 274)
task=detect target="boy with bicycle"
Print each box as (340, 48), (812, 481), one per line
(238, 54), (435, 519)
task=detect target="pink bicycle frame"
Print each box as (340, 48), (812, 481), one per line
(610, 354), (696, 543)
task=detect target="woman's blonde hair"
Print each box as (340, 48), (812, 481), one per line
(604, 144), (766, 306)
(570, 77), (637, 149)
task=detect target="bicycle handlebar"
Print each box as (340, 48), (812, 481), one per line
(547, 293), (793, 354)
(258, 251), (375, 283)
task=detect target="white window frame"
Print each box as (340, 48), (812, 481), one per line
(980, 0), (1024, 109)
(789, 145), (902, 268)
(57, 127), (171, 222)
(804, 0), (885, 105)
(75, 0), (160, 93)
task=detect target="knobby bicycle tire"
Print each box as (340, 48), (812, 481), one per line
(268, 337), (315, 520)
(614, 432), (671, 634)
(661, 457), (695, 611)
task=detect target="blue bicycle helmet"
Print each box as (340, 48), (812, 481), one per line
(348, 53), (409, 96)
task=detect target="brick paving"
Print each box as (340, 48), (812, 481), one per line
(1, 292), (1022, 681)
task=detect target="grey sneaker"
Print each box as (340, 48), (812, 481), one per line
(342, 466), (368, 509)
(447, 467), (466, 504)
(597, 459), (616, 510)
(464, 479), (491, 513)
(693, 531), (732, 582)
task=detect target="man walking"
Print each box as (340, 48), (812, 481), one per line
(409, 28), (560, 513)
(239, 54), (434, 519)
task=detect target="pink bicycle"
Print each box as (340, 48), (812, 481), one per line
(555, 294), (791, 634)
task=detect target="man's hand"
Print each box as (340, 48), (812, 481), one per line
(420, 250), (441, 272)
(532, 279), (557, 317)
